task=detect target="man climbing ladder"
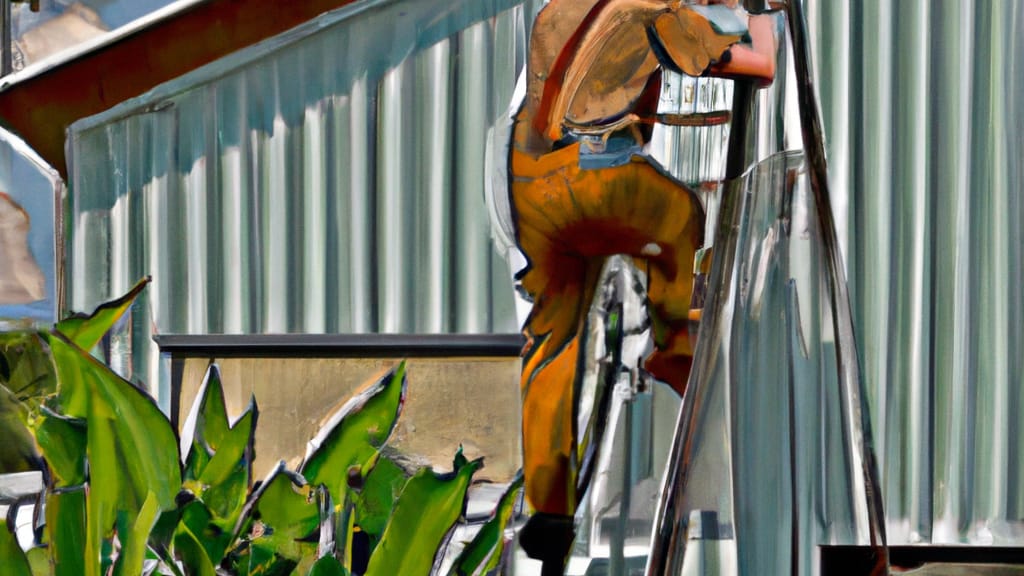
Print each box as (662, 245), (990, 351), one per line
(506, 0), (777, 568)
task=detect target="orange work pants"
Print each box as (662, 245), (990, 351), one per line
(512, 141), (704, 516)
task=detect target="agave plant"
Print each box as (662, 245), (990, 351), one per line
(0, 280), (522, 575)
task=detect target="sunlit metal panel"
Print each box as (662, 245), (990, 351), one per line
(66, 0), (538, 406)
(808, 0), (1024, 546)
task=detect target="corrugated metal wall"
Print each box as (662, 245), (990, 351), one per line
(67, 0), (538, 339)
(807, 0), (1024, 545)
(64, 0), (1021, 547)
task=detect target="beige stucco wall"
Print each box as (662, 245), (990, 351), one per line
(178, 357), (522, 482)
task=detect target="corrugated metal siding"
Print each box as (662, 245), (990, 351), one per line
(64, 0), (1021, 546)
(67, 0), (536, 339)
(66, 0), (541, 407)
(808, 0), (1024, 545)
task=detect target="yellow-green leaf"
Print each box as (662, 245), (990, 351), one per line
(0, 332), (54, 473)
(181, 364), (232, 471)
(25, 546), (48, 576)
(242, 463), (320, 566)
(174, 520), (218, 576)
(180, 365), (257, 552)
(32, 408), (87, 486)
(0, 518), (32, 576)
(43, 332), (181, 576)
(44, 486), (87, 576)
(365, 453), (483, 576)
(0, 381), (40, 474)
(354, 454), (408, 553)
(55, 277), (149, 352)
(308, 555), (349, 576)
(300, 363), (407, 504)
(112, 491), (161, 576)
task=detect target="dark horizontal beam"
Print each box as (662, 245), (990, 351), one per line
(889, 546), (1024, 567)
(821, 545), (1024, 572)
(154, 333), (526, 358)
(0, 0), (361, 178)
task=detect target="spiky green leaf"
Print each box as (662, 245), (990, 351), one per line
(238, 463), (320, 571)
(448, 473), (524, 576)
(300, 363), (406, 504)
(365, 452), (483, 576)
(55, 277), (149, 352)
(181, 364), (232, 474)
(180, 364), (257, 554)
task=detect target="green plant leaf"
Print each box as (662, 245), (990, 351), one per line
(172, 514), (218, 576)
(247, 541), (298, 576)
(237, 463), (320, 571)
(354, 454), (408, 552)
(32, 407), (87, 486)
(180, 364), (257, 555)
(55, 277), (149, 352)
(197, 404), (254, 515)
(447, 473), (524, 576)
(45, 485), (87, 576)
(308, 555), (349, 576)
(365, 452), (484, 576)
(112, 491), (161, 576)
(42, 332), (182, 576)
(0, 332), (54, 474)
(147, 506), (184, 560)
(172, 498), (238, 569)
(300, 363), (407, 503)
(181, 364), (232, 472)
(0, 518), (32, 576)
(0, 381), (40, 473)
(0, 332), (57, 405)
(25, 546), (49, 576)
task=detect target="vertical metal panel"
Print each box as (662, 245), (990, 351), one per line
(928, 0), (975, 544)
(454, 21), (494, 334)
(346, 75), (376, 334)
(883, 0), (932, 543)
(853, 2), (894, 500)
(414, 39), (453, 334)
(968, 2), (1013, 533)
(377, 64), (412, 334)
(808, 0), (1023, 545)
(488, 9), (522, 330)
(1009, 4), (1024, 524)
(303, 102), (329, 334)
